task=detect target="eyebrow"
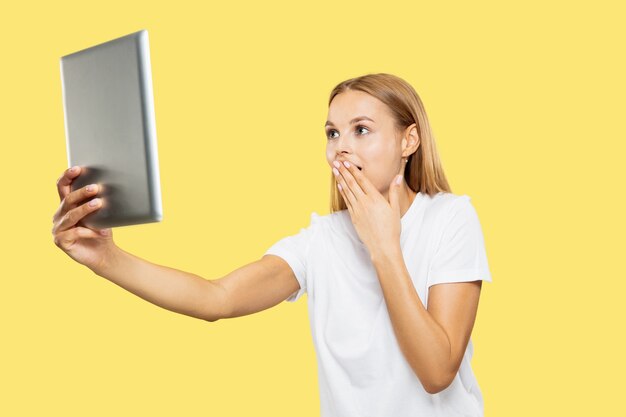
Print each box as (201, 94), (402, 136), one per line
(325, 116), (375, 127)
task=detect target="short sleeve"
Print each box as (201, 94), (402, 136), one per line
(427, 196), (492, 288)
(263, 213), (319, 302)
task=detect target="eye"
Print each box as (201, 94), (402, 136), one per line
(326, 129), (339, 140)
(356, 125), (370, 135)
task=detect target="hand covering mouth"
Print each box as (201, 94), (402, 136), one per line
(336, 160), (362, 170)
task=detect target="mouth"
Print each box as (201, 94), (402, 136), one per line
(335, 161), (362, 171)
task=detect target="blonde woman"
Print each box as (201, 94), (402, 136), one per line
(52, 73), (493, 417)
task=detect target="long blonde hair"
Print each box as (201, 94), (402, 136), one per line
(328, 73), (452, 213)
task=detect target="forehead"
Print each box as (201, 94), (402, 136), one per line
(327, 90), (390, 123)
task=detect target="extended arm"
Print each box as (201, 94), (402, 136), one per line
(93, 247), (300, 322)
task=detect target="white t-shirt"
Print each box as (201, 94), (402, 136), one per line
(264, 191), (493, 417)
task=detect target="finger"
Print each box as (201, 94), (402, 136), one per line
(339, 160), (377, 195)
(65, 183), (99, 209)
(337, 182), (354, 216)
(76, 220), (111, 236)
(53, 226), (102, 250)
(388, 175), (402, 213)
(333, 166), (357, 207)
(53, 183), (99, 224)
(53, 198), (102, 234)
(56, 166), (82, 201)
(334, 161), (366, 199)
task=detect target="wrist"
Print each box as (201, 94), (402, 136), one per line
(90, 243), (123, 277)
(369, 241), (402, 265)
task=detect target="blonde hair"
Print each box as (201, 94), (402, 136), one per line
(328, 73), (452, 213)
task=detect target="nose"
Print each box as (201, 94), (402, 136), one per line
(333, 134), (354, 156)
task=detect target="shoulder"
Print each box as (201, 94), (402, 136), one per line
(421, 192), (474, 225)
(307, 210), (346, 228)
(305, 210), (345, 238)
(304, 210), (357, 244)
(297, 211), (332, 239)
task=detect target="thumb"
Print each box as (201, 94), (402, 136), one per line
(389, 174), (402, 213)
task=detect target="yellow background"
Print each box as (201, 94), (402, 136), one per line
(1, 0), (624, 415)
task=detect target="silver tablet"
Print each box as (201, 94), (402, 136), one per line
(60, 29), (163, 229)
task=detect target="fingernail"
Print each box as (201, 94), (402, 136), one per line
(395, 175), (402, 184)
(86, 184), (96, 192)
(70, 166), (78, 172)
(89, 198), (101, 207)
(333, 161), (340, 169)
(333, 167), (339, 176)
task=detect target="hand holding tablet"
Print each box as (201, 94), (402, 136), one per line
(52, 165), (117, 272)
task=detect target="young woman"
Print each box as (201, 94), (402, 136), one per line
(52, 73), (493, 417)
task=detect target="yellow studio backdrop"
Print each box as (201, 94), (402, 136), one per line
(1, 0), (624, 415)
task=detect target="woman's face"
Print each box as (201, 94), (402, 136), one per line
(325, 90), (414, 195)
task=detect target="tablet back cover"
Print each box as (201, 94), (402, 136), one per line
(60, 29), (163, 228)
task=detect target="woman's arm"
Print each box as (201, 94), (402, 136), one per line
(92, 247), (300, 322)
(370, 245), (482, 395)
(92, 246), (227, 321)
(54, 166), (299, 322)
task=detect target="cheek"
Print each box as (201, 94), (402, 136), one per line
(325, 148), (335, 165)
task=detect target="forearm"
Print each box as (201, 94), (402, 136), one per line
(370, 245), (452, 393)
(90, 245), (226, 322)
